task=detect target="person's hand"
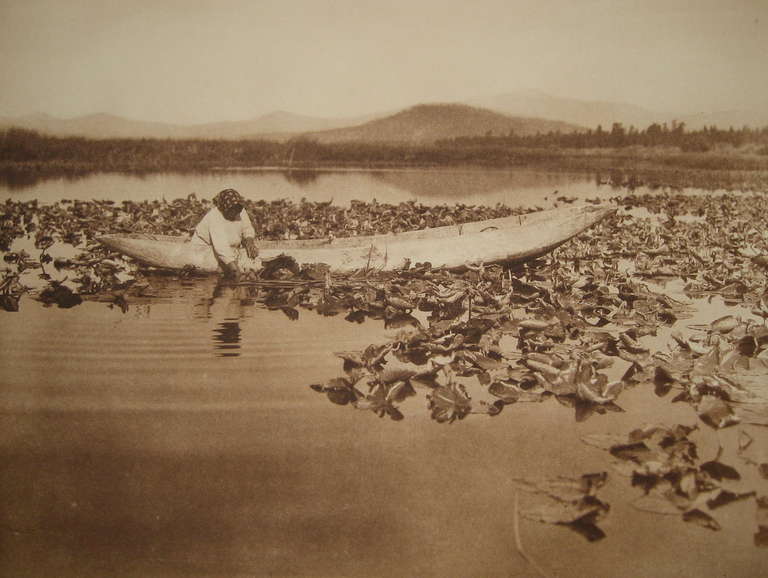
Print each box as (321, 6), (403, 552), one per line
(244, 237), (259, 259)
(222, 261), (241, 281)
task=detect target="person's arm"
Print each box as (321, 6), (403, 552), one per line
(240, 209), (259, 258)
(221, 260), (240, 280)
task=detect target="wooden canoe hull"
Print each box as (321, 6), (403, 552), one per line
(97, 204), (615, 273)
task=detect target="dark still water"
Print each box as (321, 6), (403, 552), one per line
(1, 170), (766, 577)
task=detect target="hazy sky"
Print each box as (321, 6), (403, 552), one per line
(1, 0), (766, 123)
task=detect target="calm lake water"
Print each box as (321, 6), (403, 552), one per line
(1, 166), (672, 207)
(1, 169), (766, 577)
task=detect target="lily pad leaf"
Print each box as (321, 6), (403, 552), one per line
(700, 460), (741, 482)
(39, 282), (82, 308)
(0, 294), (20, 312)
(509, 473), (607, 503)
(574, 399), (596, 423)
(522, 495), (609, 542)
(428, 383), (472, 424)
(489, 380), (546, 404)
(568, 511), (608, 542)
(710, 315), (739, 334)
(488, 381), (521, 404)
(379, 357), (421, 384)
(683, 508), (722, 531)
(706, 490), (755, 510)
(632, 494), (683, 516)
(697, 396), (740, 429)
(281, 306), (299, 320)
(581, 433), (627, 451)
(610, 441), (653, 463)
(326, 388), (355, 406)
(335, 350), (364, 367)
(756, 496), (768, 548)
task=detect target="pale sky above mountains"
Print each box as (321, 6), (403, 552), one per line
(1, 0), (766, 124)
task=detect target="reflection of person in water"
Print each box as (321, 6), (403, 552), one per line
(213, 320), (242, 357)
(203, 281), (257, 357)
(191, 188), (260, 280)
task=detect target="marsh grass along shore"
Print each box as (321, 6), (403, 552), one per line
(2, 126), (768, 192)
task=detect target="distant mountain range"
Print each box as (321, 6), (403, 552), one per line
(469, 90), (768, 132)
(469, 90), (662, 132)
(304, 104), (580, 143)
(0, 104), (580, 143)
(0, 110), (379, 141)
(1, 91), (766, 143)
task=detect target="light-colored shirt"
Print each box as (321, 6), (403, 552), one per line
(192, 208), (256, 265)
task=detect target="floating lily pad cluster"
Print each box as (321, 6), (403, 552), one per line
(508, 472), (610, 542)
(1, 196), (519, 252)
(595, 192), (768, 296)
(583, 423), (766, 545)
(653, 316), (768, 428)
(306, 259), (661, 424)
(250, 198), (519, 239)
(296, 192), (768, 545)
(0, 196), (520, 307)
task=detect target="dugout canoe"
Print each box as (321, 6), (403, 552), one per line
(97, 204), (615, 274)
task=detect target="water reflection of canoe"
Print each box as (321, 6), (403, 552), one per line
(98, 204), (615, 273)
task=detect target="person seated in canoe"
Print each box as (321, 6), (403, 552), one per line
(191, 188), (260, 279)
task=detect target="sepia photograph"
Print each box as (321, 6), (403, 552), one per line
(1, 0), (767, 576)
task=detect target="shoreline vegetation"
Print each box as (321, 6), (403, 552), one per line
(2, 125), (768, 191)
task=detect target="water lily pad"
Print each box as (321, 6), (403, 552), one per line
(38, 282), (82, 308)
(632, 493), (683, 515)
(700, 460), (741, 482)
(697, 396), (741, 429)
(428, 383), (472, 423)
(710, 315), (740, 335)
(683, 508), (722, 531)
(0, 293), (20, 311)
(756, 497), (768, 547)
(512, 473), (610, 541)
(706, 490), (755, 510)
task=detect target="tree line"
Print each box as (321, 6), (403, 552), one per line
(1, 122), (767, 173)
(440, 122), (768, 152)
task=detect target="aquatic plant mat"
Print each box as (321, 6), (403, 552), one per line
(2, 192), (768, 562)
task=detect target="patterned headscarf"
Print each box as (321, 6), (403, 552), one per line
(213, 188), (244, 213)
